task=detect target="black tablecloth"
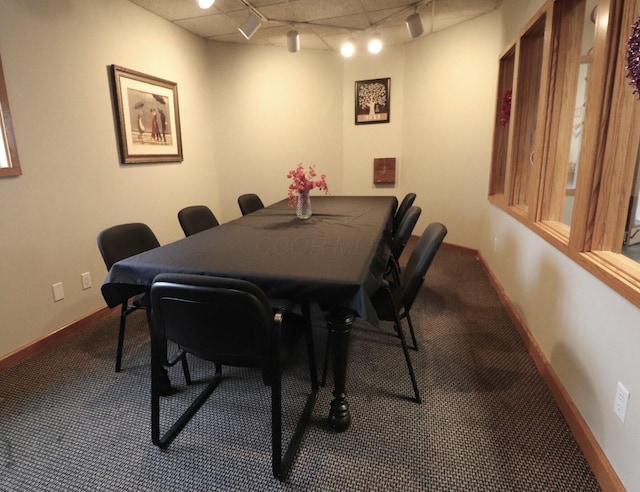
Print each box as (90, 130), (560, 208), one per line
(101, 196), (395, 322)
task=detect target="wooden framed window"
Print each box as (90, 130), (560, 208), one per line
(0, 52), (21, 177)
(509, 12), (548, 216)
(489, 0), (640, 308)
(537, 0), (598, 238)
(489, 44), (515, 201)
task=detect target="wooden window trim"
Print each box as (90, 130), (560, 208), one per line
(0, 52), (21, 178)
(489, 0), (640, 310)
(536, 0), (586, 224)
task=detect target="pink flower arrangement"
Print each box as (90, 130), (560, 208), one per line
(287, 163), (329, 206)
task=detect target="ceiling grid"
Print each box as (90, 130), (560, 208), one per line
(128, 0), (501, 51)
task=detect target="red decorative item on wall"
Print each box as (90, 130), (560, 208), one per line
(626, 15), (640, 98)
(374, 158), (396, 184)
(500, 89), (512, 127)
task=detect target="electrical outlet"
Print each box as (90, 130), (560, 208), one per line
(614, 382), (630, 423)
(81, 272), (92, 290)
(52, 282), (65, 302)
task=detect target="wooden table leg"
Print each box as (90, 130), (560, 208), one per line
(326, 308), (356, 432)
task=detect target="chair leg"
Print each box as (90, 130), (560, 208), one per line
(152, 360), (221, 449)
(272, 309), (319, 481)
(302, 302), (319, 391)
(147, 306), (192, 386)
(390, 256), (402, 285)
(271, 365), (283, 478)
(146, 307), (176, 395)
(115, 302), (128, 372)
(162, 349), (192, 386)
(404, 311), (419, 350)
(273, 381), (318, 480)
(394, 316), (421, 404)
(180, 352), (192, 385)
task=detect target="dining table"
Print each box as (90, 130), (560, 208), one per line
(101, 195), (396, 431)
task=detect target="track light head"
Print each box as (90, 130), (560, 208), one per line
(239, 11), (261, 39)
(406, 12), (424, 39)
(287, 29), (300, 53)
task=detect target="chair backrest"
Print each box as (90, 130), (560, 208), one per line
(178, 205), (220, 236)
(150, 273), (274, 369)
(97, 222), (160, 270)
(238, 193), (265, 215)
(390, 206), (421, 260)
(393, 193), (417, 233)
(400, 222), (447, 311)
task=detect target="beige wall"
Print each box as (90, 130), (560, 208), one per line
(401, 13), (501, 247)
(0, 0), (218, 354)
(341, 46), (406, 195)
(0, 0), (342, 359)
(1, 0), (640, 489)
(208, 41), (343, 219)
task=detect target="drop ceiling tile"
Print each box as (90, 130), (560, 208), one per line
(251, 0), (292, 7)
(287, 0), (365, 22)
(360, 0), (419, 10)
(175, 13), (239, 37)
(210, 0), (247, 14)
(367, 6), (415, 29)
(258, 3), (304, 23)
(432, 0), (499, 17)
(309, 13), (372, 31)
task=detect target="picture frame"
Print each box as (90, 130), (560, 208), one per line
(373, 157), (396, 184)
(355, 78), (390, 125)
(110, 65), (183, 164)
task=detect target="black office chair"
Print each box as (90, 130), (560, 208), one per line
(97, 223), (161, 372)
(97, 223), (190, 387)
(150, 273), (318, 481)
(392, 193), (416, 235)
(321, 222), (447, 403)
(178, 205), (219, 236)
(238, 193), (265, 215)
(388, 205), (421, 284)
(371, 222), (447, 402)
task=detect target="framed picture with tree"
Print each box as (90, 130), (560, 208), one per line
(355, 78), (390, 125)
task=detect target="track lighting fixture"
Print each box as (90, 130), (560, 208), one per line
(406, 12), (424, 39)
(368, 34), (382, 54)
(341, 38), (356, 57)
(287, 29), (300, 53)
(197, 0), (215, 8)
(216, 0), (428, 54)
(238, 11), (262, 39)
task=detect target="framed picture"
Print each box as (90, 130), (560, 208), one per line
(355, 78), (390, 125)
(110, 65), (183, 164)
(373, 157), (396, 184)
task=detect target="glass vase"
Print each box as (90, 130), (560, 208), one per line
(296, 190), (312, 219)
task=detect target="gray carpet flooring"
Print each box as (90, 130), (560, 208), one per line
(0, 247), (601, 491)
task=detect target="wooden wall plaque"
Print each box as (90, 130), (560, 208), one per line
(374, 157), (396, 184)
